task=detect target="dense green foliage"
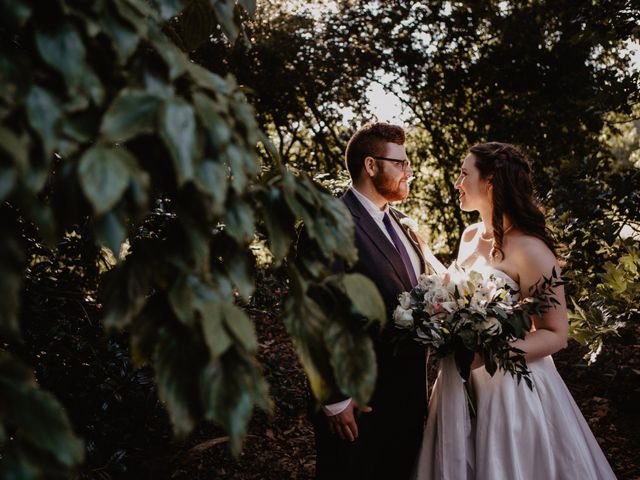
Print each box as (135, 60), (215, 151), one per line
(0, 0), (385, 477)
(0, 0), (638, 478)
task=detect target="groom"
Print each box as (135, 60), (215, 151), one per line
(311, 123), (430, 480)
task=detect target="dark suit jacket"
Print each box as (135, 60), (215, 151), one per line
(310, 189), (429, 480)
(339, 189), (428, 418)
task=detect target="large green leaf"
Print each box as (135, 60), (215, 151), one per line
(200, 302), (233, 358)
(103, 6), (140, 64)
(194, 159), (228, 214)
(101, 89), (161, 142)
(0, 354), (85, 468)
(224, 198), (254, 243)
(225, 251), (254, 299)
(220, 302), (257, 352)
(200, 350), (271, 456)
(168, 274), (197, 327)
(193, 91), (231, 149)
(323, 320), (377, 408)
(102, 259), (150, 330)
(160, 98), (198, 186)
(25, 86), (61, 158)
(260, 190), (294, 264)
(35, 25), (86, 88)
(154, 331), (203, 437)
(78, 146), (132, 215)
(342, 273), (386, 326)
(95, 211), (127, 255)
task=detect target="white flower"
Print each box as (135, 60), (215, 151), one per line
(399, 217), (419, 233)
(398, 291), (412, 309)
(393, 306), (414, 327)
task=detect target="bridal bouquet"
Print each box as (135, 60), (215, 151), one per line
(393, 264), (562, 390)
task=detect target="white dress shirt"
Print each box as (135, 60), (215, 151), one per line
(322, 186), (422, 416)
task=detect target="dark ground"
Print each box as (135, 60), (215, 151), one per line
(163, 303), (640, 480)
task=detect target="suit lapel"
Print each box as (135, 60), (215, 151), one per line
(342, 190), (413, 290)
(389, 208), (428, 275)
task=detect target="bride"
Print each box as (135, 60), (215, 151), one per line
(414, 142), (616, 479)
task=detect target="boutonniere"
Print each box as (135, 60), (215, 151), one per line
(399, 217), (420, 234)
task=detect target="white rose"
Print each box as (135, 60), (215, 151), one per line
(393, 306), (414, 328)
(398, 291), (412, 309)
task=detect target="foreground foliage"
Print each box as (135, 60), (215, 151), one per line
(0, 0), (384, 477)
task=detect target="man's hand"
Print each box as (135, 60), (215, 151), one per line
(326, 400), (372, 442)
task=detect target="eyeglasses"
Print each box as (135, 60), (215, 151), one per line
(371, 156), (412, 171)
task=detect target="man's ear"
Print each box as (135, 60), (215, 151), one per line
(363, 156), (377, 177)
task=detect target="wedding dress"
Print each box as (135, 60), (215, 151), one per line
(414, 266), (616, 480)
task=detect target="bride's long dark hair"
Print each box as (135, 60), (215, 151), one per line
(469, 142), (556, 260)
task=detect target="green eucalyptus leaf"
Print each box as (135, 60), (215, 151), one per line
(160, 98), (198, 186)
(78, 146), (132, 215)
(101, 89), (162, 142)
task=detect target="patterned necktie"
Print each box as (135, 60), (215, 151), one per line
(382, 213), (419, 287)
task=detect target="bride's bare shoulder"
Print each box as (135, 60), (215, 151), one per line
(510, 233), (557, 268)
(461, 222), (482, 243)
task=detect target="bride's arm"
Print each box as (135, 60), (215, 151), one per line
(510, 238), (569, 361)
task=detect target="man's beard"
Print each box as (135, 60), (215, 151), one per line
(372, 171), (408, 202)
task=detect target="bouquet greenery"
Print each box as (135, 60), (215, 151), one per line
(393, 264), (563, 390)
